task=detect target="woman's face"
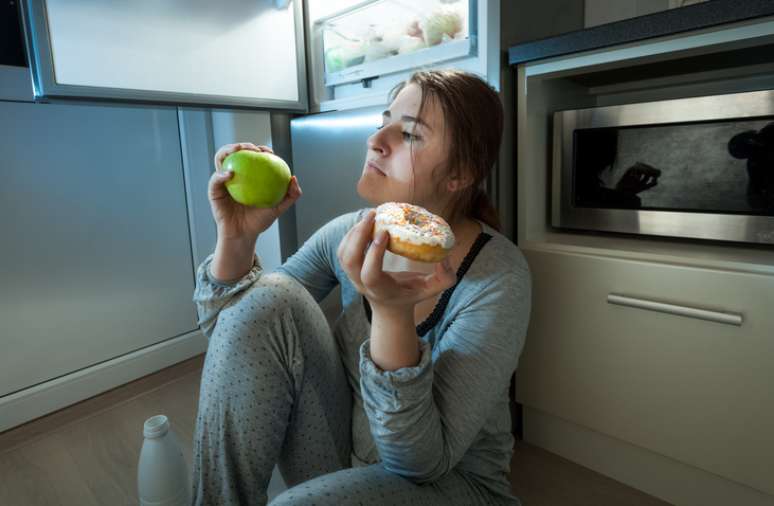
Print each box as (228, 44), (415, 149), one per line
(357, 83), (451, 215)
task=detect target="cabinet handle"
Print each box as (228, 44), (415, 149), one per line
(607, 293), (743, 326)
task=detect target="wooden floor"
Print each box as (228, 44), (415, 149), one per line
(0, 356), (672, 506)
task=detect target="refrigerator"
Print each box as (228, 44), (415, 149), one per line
(5, 0), (501, 439)
(19, 0), (501, 249)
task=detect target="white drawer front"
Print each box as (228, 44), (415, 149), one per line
(516, 248), (774, 495)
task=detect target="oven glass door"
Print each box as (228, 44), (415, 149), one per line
(573, 118), (774, 216)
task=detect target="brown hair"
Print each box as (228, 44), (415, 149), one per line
(389, 69), (503, 232)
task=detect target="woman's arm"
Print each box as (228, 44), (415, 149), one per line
(359, 267), (531, 483)
(337, 210), (456, 371)
(193, 211), (362, 340)
(194, 142), (302, 338)
(368, 304), (420, 371)
(277, 210), (363, 302)
(210, 235), (259, 283)
(193, 248), (262, 341)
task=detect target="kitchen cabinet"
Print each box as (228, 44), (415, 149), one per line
(519, 249), (774, 496)
(0, 99), (205, 431)
(511, 4), (774, 505)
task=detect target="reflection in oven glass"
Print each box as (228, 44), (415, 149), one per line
(573, 119), (774, 215)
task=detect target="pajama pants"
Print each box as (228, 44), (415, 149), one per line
(191, 271), (518, 505)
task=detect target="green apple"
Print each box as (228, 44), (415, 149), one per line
(222, 150), (292, 208)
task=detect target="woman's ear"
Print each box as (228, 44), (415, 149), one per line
(446, 175), (474, 193)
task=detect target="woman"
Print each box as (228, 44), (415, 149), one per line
(192, 69), (531, 505)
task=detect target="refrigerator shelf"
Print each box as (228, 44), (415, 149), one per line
(325, 37), (474, 86)
(316, 0), (476, 86)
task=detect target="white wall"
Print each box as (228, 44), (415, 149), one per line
(584, 0), (709, 28)
(584, 0), (667, 28)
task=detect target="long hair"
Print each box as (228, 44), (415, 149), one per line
(389, 69), (503, 231)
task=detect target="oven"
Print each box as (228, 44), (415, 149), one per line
(552, 89), (774, 244)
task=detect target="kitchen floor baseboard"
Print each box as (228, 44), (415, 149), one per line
(0, 331), (208, 434)
(523, 407), (774, 506)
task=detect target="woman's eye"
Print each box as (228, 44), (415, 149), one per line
(375, 124), (420, 142)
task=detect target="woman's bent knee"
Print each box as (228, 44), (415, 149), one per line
(207, 272), (320, 349)
(202, 271), (334, 393)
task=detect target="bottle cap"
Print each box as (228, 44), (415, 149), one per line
(143, 415), (170, 439)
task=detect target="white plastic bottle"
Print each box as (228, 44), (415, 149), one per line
(137, 415), (191, 506)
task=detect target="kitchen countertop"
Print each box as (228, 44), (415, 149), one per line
(508, 0), (774, 66)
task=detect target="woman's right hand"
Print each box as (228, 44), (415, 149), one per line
(208, 142), (302, 243)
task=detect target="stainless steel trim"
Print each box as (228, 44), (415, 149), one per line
(607, 293), (743, 326)
(552, 89), (774, 245)
(19, 0), (308, 111)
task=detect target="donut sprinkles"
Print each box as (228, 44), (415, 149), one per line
(374, 202), (455, 262)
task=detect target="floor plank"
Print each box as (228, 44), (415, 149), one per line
(1, 358), (672, 505)
(0, 354), (205, 453)
(510, 440), (672, 506)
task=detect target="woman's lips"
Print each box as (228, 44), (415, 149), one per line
(366, 161), (386, 176)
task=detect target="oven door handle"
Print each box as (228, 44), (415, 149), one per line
(607, 293), (743, 326)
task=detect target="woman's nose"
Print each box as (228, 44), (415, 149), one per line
(368, 127), (391, 156)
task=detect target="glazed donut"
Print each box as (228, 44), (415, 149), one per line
(373, 202), (455, 262)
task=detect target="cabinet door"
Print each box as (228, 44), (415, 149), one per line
(516, 248), (774, 496)
(20, 0), (307, 111)
(0, 101), (197, 397)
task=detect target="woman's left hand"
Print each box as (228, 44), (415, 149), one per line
(337, 210), (457, 310)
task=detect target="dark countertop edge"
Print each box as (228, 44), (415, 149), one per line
(508, 0), (774, 66)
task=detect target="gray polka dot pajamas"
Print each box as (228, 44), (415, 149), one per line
(191, 210), (531, 505)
